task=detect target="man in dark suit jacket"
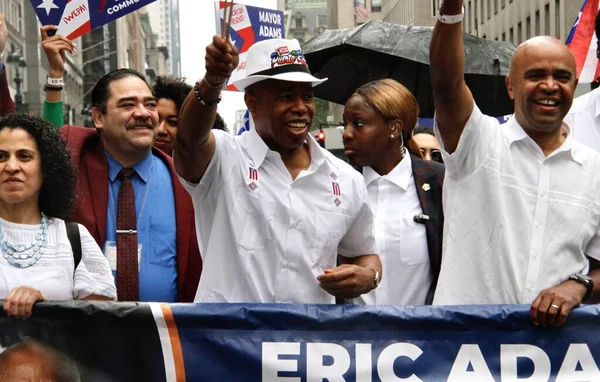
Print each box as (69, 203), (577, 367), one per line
(410, 155), (444, 304)
(59, 69), (201, 302)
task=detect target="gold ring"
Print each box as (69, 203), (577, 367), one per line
(550, 304), (560, 310)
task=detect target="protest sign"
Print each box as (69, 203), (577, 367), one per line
(2, 302), (600, 381)
(214, 1), (285, 91)
(30, 0), (158, 40)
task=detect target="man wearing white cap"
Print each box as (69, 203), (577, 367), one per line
(175, 35), (381, 303)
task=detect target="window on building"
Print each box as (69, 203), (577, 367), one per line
(501, 0), (505, 8)
(295, 18), (302, 28)
(517, 22), (522, 44)
(494, 0), (498, 14)
(544, 4), (550, 35)
(487, 0), (491, 19)
(502, 32), (506, 41)
(555, 0), (561, 38)
(474, 0), (478, 24)
(526, 16), (531, 39)
(317, 15), (326, 26)
(510, 27), (514, 43)
(535, 10), (540, 35)
(372, 0), (382, 12)
(468, 2), (472, 32)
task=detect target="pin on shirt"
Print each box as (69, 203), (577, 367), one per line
(248, 166), (259, 191)
(332, 181), (342, 206)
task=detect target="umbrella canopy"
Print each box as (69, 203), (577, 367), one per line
(302, 20), (517, 118)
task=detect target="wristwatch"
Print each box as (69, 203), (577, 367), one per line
(368, 267), (381, 289)
(569, 273), (594, 301)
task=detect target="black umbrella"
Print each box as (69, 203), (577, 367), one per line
(302, 20), (516, 118)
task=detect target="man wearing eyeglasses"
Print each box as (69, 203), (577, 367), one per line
(412, 127), (443, 163)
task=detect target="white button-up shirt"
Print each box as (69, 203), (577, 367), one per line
(180, 128), (377, 303)
(434, 104), (600, 305)
(350, 154), (432, 305)
(566, 87), (600, 151)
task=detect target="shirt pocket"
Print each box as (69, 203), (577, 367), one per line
(398, 216), (430, 266)
(149, 222), (177, 268)
(234, 189), (276, 250)
(312, 210), (352, 267)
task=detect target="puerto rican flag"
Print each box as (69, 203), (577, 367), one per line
(566, 0), (600, 83)
(332, 182), (341, 196)
(31, 0), (157, 41)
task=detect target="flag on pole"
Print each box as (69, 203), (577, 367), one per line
(354, 0), (370, 21)
(30, 0), (158, 41)
(566, 0), (600, 83)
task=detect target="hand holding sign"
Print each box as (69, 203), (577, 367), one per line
(205, 35), (239, 88)
(40, 25), (75, 78)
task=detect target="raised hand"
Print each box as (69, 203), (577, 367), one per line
(204, 35), (239, 87)
(40, 25), (76, 78)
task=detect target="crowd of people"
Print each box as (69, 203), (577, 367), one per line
(0, 0), (597, 330)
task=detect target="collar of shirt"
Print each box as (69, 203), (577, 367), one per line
(105, 151), (153, 183)
(245, 126), (326, 169)
(502, 116), (584, 165)
(363, 152), (412, 190)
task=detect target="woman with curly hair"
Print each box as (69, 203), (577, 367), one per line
(153, 76), (227, 156)
(0, 113), (116, 319)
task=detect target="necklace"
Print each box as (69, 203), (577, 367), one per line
(0, 213), (50, 268)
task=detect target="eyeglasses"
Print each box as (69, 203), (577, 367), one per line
(419, 148), (444, 164)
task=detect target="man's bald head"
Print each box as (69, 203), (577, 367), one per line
(0, 339), (80, 382)
(510, 36), (576, 77)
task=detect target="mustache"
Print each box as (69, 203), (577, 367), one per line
(127, 119), (155, 129)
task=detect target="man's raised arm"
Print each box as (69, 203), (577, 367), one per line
(430, 0), (474, 154)
(174, 35), (239, 183)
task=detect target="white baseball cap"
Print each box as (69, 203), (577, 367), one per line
(231, 38), (327, 91)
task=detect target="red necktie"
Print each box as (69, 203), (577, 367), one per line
(116, 168), (139, 301)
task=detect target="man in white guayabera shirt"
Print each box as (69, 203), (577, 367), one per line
(173, 35), (381, 304)
(430, 0), (600, 327)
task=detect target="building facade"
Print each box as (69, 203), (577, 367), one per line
(285, 0), (328, 43)
(147, 0), (181, 76)
(3, 0), (84, 124)
(462, 0), (579, 45)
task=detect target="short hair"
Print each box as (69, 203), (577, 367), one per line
(91, 69), (151, 114)
(413, 126), (436, 137)
(152, 76), (192, 114)
(0, 114), (76, 220)
(213, 113), (227, 131)
(352, 79), (422, 157)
